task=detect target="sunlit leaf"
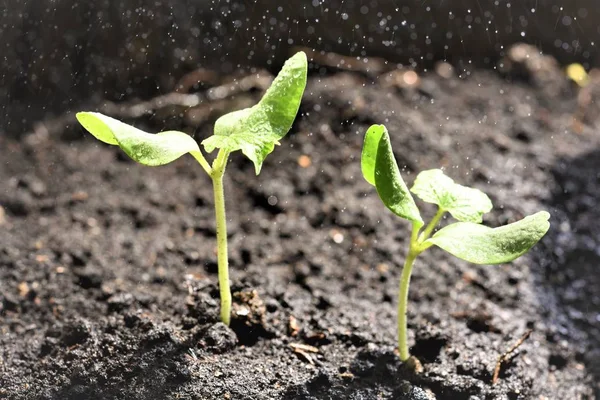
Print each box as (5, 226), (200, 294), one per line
(410, 169), (492, 223)
(76, 112), (201, 166)
(202, 51), (308, 174)
(425, 211), (550, 264)
(361, 124), (385, 186)
(363, 124), (423, 226)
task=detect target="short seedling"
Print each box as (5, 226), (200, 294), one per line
(361, 124), (550, 367)
(77, 52), (308, 325)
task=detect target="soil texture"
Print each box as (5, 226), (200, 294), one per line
(1, 52), (599, 399)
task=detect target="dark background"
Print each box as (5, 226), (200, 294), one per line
(1, 0), (599, 135)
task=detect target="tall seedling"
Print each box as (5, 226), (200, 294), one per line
(361, 124), (550, 366)
(77, 52), (308, 325)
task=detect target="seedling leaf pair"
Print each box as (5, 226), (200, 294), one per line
(361, 124), (549, 265)
(76, 51), (308, 174)
(203, 51), (308, 174)
(361, 123), (550, 363)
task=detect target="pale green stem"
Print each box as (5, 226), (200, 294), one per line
(410, 221), (421, 244)
(190, 150), (213, 176)
(211, 150), (231, 325)
(398, 224), (421, 361)
(398, 211), (446, 362)
(419, 207), (446, 242)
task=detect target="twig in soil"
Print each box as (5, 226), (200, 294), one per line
(294, 46), (388, 77)
(288, 315), (300, 337)
(492, 329), (533, 385)
(174, 68), (219, 93)
(205, 72), (272, 101)
(290, 343), (320, 366)
(185, 348), (199, 363)
(294, 46), (424, 91)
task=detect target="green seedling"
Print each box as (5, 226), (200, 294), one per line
(76, 52), (308, 326)
(361, 124), (550, 366)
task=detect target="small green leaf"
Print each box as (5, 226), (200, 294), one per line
(202, 51), (308, 174)
(76, 112), (201, 166)
(425, 211), (550, 264)
(410, 169), (492, 223)
(366, 125), (423, 226)
(361, 124), (385, 186)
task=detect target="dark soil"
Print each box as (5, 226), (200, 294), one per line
(1, 52), (599, 399)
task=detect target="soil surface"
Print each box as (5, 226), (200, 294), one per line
(1, 51), (600, 399)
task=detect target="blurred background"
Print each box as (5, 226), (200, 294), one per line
(2, 0), (600, 135)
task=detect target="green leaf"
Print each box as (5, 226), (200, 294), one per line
(202, 51), (308, 174)
(425, 211), (550, 264)
(76, 112), (201, 166)
(366, 124), (423, 226)
(410, 169), (493, 223)
(361, 124), (385, 186)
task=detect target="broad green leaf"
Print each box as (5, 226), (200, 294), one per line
(361, 124), (385, 186)
(410, 169), (492, 223)
(370, 125), (423, 226)
(425, 211), (550, 264)
(76, 112), (201, 166)
(202, 51), (308, 174)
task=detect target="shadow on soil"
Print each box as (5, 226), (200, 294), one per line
(48, 336), (190, 400)
(281, 348), (477, 400)
(544, 148), (600, 396)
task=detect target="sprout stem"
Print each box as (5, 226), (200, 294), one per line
(419, 208), (445, 242)
(398, 213), (445, 363)
(398, 244), (418, 361)
(211, 150), (231, 325)
(191, 150), (213, 176)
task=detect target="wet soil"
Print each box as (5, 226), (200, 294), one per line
(1, 56), (599, 399)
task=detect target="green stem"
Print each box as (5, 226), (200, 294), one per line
(190, 150), (213, 176)
(211, 150), (231, 325)
(419, 207), (446, 242)
(398, 241), (419, 361)
(398, 210), (447, 362)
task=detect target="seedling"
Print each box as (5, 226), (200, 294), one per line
(76, 52), (308, 325)
(361, 124), (550, 366)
